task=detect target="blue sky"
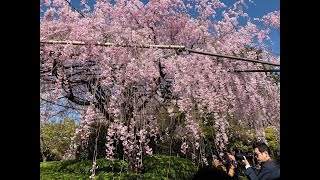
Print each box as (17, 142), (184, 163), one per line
(245, 0), (280, 55)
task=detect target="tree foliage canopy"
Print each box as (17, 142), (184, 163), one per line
(40, 118), (79, 161)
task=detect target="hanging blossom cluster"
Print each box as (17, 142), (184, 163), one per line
(40, 0), (280, 169)
(76, 105), (107, 147)
(213, 113), (229, 151)
(105, 115), (155, 169)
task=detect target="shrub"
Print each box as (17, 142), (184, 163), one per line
(95, 172), (139, 180)
(40, 171), (88, 180)
(40, 155), (196, 180)
(40, 158), (128, 175)
(64, 160), (93, 175)
(61, 159), (127, 175)
(95, 158), (128, 174)
(95, 172), (170, 180)
(40, 159), (77, 172)
(143, 155), (197, 180)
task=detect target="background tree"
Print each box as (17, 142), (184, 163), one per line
(40, 118), (79, 162)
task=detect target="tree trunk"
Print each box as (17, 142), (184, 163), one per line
(128, 158), (138, 173)
(40, 137), (48, 162)
(42, 155), (47, 162)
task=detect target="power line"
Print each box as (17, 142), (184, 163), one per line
(40, 40), (280, 67)
(64, 0), (85, 18)
(185, 48), (280, 67)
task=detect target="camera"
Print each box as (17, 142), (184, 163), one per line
(235, 152), (254, 161)
(224, 156), (236, 170)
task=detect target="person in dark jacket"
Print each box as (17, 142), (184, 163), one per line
(192, 165), (235, 180)
(242, 142), (280, 180)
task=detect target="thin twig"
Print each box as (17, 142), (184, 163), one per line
(41, 97), (84, 110)
(64, 0), (85, 18)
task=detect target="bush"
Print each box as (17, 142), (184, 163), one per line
(40, 171), (88, 180)
(41, 158), (128, 175)
(64, 160), (93, 175)
(143, 155), (198, 180)
(95, 172), (170, 180)
(95, 172), (139, 180)
(142, 173), (170, 180)
(95, 158), (128, 173)
(64, 158), (128, 175)
(40, 155), (196, 180)
(41, 171), (170, 180)
(40, 160), (78, 172)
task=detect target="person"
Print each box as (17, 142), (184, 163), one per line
(242, 142), (280, 180)
(213, 152), (237, 178)
(194, 151), (238, 180)
(192, 164), (235, 180)
(225, 152), (238, 177)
